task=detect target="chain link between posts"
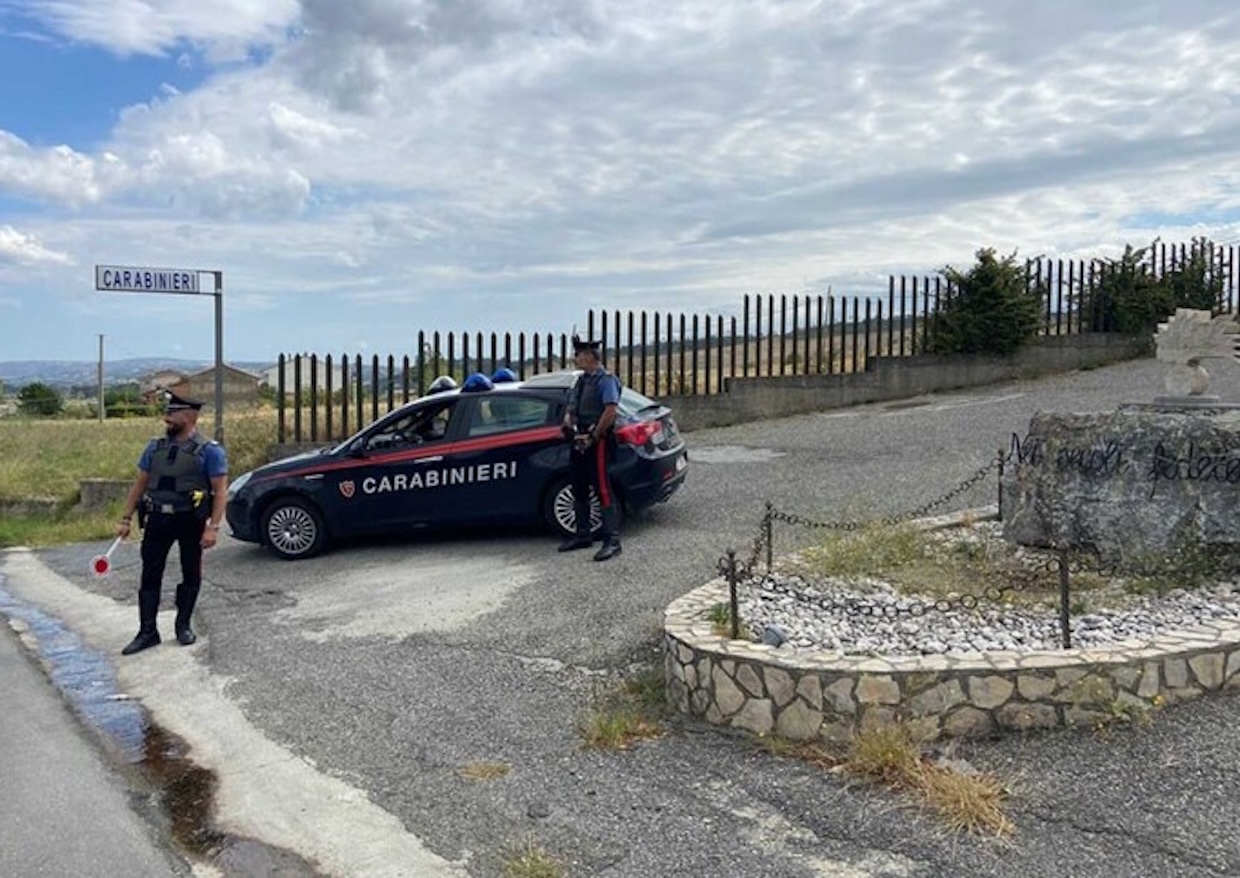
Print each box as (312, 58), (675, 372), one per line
(715, 446), (1090, 648)
(715, 439), (1239, 650)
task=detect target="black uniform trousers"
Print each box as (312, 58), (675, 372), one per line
(568, 433), (620, 544)
(138, 511), (205, 634)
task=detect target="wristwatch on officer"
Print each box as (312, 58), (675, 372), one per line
(205, 521), (221, 531)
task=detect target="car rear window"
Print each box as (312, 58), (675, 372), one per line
(618, 386), (661, 416)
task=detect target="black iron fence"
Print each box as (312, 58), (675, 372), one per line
(276, 241), (1240, 444)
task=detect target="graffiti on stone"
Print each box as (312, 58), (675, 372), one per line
(1009, 433), (1128, 479)
(1148, 442), (1240, 488)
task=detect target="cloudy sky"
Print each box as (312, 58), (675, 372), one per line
(1, 0), (1239, 364)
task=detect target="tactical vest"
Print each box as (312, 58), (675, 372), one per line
(144, 435), (212, 514)
(572, 369), (620, 429)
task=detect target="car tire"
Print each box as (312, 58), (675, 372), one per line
(543, 475), (622, 538)
(261, 496), (328, 560)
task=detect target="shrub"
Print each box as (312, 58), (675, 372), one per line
(1088, 237), (1225, 342)
(17, 382), (64, 417)
(929, 249), (1044, 356)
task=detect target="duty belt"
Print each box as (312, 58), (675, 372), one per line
(151, 502), (183, 514)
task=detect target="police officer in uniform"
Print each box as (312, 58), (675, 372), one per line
(115, 391), (229, 654)
(559, 336), (623, 562)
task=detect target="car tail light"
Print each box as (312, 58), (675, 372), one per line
(615, 421), (663, 449)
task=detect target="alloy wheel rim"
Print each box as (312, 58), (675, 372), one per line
(554, 486), (602, 533)
(267, 505), (317, 555)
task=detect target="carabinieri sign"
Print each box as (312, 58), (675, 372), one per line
(95, 264), (202, 294)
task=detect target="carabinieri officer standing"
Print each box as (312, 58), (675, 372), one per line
(559, 335), (623, 562)
(115, 391), (228, 654)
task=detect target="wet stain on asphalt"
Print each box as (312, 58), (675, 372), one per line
(0, 580), (323, 877)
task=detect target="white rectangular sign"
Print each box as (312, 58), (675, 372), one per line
(95, 264), (201, 294)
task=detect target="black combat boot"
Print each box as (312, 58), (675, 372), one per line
(174, 581), (199, 646)
(122, 591), (162, 655)
(593, 507), (622, 562)
(558, 499), (593, 551)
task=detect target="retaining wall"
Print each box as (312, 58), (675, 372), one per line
(664, 579), (1240, 741)
(666, 334), (1145, 432)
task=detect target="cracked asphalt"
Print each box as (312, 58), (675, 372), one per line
(17, 355), (1240, 877)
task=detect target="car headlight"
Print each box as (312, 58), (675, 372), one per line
(226, 471), (253, 499)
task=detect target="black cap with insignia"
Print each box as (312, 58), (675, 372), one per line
(571, 334), (602, 354)
(163, 390), (204, 413)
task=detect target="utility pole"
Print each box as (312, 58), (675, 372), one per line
(97, 334), (105, 423)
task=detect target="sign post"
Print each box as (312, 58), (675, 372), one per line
(94, 265), (226, 443)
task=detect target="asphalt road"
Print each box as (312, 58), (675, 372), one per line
(7, 355), (1240, 877)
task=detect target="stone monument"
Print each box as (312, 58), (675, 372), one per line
(1002, 310), (1240, 569)
(1153, 308), (1240, 405)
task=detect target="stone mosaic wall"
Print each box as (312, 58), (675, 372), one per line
(664, 581), (1240, 742)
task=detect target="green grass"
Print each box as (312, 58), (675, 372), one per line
(789, 520), (1113, 611)
(502, 836), (564, 878)
(0, 410), (280, 548)
(579, 667), (667, 750)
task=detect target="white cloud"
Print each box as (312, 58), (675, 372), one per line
(4, 0), (1240, 361)
(0, 225), (73, 265)
(14, 0), (299, 58)
(0, 132), (109, 205)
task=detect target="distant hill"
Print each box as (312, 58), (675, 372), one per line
(0, 358), (274, 393)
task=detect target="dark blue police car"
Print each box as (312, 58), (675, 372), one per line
(225, 370), (688, 559)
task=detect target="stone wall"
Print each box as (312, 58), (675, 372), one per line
(664, 579), (1240, 742)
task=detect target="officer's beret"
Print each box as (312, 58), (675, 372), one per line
(571, 335), (602, 354)
(163, 390), (204, 412)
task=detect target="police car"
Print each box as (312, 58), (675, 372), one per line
(225, 370), (689, 559)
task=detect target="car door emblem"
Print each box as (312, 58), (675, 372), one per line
(339, 480), (355, 498)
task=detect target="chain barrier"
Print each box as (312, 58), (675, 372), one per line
(767, 452), (1006, 534)
(716, 438), (1239, 651)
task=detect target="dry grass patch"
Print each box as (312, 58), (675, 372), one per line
(916, 763), (1014, 836)
(457, 760), (512, 782)
(762, 725), (1014, 837)
(843, 724), (1014, 837)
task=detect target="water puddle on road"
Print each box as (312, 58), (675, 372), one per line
(0, 581), (322, 877)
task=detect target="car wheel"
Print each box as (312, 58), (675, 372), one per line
(543, 476), (620, 538)
(261, 496), (327, 560)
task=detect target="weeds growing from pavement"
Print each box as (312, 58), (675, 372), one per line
(762, 725), (1014, 837)
(579, 667), (666, 750)
(843, 724), (1014, 837)
(502, 836), (564, 878)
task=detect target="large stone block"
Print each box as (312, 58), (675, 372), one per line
(996, 702), (1059, 731)
(713, 666), (746, 716)
(855, 675), (900, 705)
(775, 700), (823, 741)
(1002, 410), (1240, 567)
(732, 699), (774, 736)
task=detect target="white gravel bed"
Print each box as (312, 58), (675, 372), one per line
(740, 572), (1240, 656)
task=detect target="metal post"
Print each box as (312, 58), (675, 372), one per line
(97, 334), (105, 423)
(764, 501), (774, 573)
(997, 446), (1006, 515)
(212, 271), (224, 444)
(727, 549), (740, 640)
(1057, 550), (1072, 649)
